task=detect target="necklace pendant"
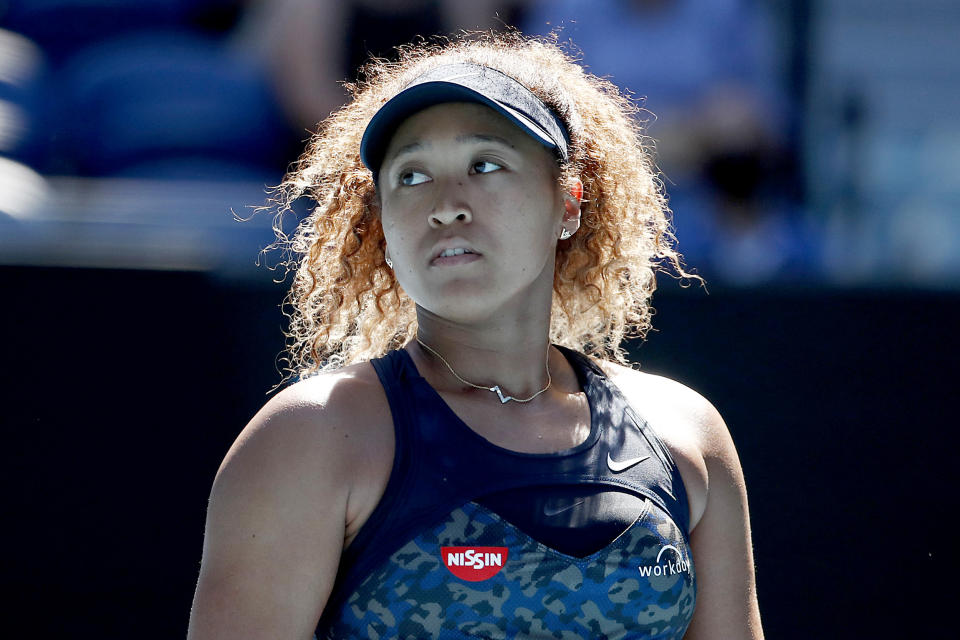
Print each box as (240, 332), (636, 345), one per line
(490, 385), (513, 404)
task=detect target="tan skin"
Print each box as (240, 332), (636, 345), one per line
(188, 103), (763, 639)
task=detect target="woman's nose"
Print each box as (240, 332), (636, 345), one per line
(428, 185), (473, 228)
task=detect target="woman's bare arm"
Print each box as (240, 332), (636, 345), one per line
(187, 369), (391, 639)
(683, 400), (764, 639)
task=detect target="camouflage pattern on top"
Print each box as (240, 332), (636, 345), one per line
(320, 499), (695, 639)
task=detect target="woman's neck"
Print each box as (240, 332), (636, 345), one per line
(412, 297), (555, 400)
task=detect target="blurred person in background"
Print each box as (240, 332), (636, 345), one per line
(523, 0), (815, 284)
(230, 0), (530, 136)
(188, 30), (763, 639)
(0, 0), (528, 181)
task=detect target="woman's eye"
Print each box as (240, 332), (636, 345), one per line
(399, 170), (430, 186)
(472, 161), (502, 175)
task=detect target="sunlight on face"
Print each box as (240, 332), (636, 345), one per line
(378, 102), (566, 323)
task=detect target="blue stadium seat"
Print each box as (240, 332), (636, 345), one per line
(52, 29), (290, 179)
(0, 0), (198, 66)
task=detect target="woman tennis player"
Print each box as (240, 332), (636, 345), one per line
(188, 31), (763, 639)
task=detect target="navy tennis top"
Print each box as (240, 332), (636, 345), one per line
(315, 347), (696, 639)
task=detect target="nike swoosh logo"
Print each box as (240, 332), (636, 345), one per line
(607, 453), (651, 473)
(543, 500), (585, 517)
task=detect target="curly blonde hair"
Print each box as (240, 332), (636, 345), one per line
(266, 30), (692, 378)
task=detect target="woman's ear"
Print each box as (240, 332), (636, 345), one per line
(569, 179), (583, 203)
(559, 179), (583, 240)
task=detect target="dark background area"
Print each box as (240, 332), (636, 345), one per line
(2, 265), (954, 638)
(2, 1), (958, 637)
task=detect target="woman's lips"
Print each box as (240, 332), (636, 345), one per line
(430, 250), (482, 267)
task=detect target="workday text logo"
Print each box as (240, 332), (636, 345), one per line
(639, 545), (691, 578)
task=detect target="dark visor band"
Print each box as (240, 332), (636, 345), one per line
(360, 62), (570, 175)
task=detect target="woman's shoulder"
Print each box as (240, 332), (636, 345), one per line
(267, 360), (391, 430)
(234, 361), (391, 456)
(213, 360), (394, 528)
(598, 359), (738, 532)
(599, 360), (725, 439)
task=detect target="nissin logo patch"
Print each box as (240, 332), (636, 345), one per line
(440, 546), (509, 581)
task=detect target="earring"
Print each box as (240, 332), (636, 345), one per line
(559, 228), (573, 240)
(385, 256), (394, 269)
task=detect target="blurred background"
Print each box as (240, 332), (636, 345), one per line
(1, 0), (955, 638)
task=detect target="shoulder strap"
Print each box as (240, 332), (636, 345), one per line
(557, 346), (693, 535)
(322, 350), (418, 618)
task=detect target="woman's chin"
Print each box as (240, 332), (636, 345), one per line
(415, 295), (502, 326)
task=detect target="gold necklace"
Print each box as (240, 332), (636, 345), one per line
(415, 337), (552, 404)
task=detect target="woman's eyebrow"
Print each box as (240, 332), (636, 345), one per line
(386, 133), (516, 167)
(389, 141), (425, 160)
